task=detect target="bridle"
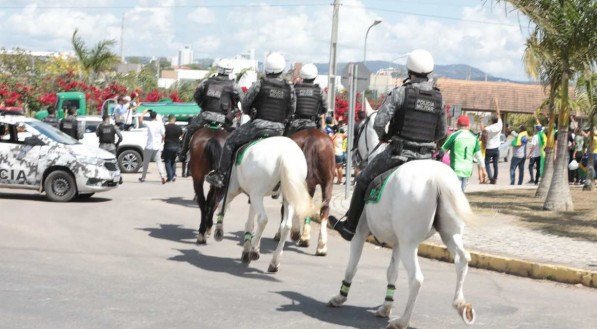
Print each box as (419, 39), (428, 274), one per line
(352, 113), (384, 167)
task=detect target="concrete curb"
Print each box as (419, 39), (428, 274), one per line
(365, 236), (597, 288)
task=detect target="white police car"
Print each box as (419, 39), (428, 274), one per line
(0, 115), (121, 201)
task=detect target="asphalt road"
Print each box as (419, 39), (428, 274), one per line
(1, 172), (595, 329)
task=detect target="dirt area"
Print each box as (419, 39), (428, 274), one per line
(467, 188), (597, 242)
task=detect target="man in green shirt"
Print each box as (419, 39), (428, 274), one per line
(441, 115), (483, 191)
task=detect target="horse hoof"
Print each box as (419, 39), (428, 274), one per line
(206, 227), (212, 238)
(214, 228), (224, 242)
(374, 304), (392, 318)
(267, 263), (279, 273)
(250, 251), (260, 261)
(315, 249), (327, 257)
(241, 251), (251, 264)
(290, 230), (301, 242)
(327, 295), (347, 307)
(298, 239), (310, 248)
(273, 232), (281, 242)
(459, 303), (475, 325)
(196, 238), (206, 245)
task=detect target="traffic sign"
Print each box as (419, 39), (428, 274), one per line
(341, 62), (371, 93)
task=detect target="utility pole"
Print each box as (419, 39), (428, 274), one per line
(327, 0), (340, 116)
(120, 13), (125, 62)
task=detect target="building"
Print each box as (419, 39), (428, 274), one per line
(173, 46), (194, 67)
(158, 69), (209, 88)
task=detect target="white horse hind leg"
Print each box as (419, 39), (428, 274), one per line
(387, 244), (423, 329)
(375, 246), (400, 318)
(241, 205), (257, 264)
(268, 201), (293, 273)
(249, 196), (268, 262)
(440, 232), (475, 325)
(328, 219), (369, 307)
(298, 217), (311, 247)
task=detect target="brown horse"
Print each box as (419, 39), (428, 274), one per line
(284, 128), (335, 256)
(189, 126), (229, 244)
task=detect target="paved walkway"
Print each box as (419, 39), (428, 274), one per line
(328, 182), (597, 271)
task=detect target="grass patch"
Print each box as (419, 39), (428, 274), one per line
(467, 188), (597, 242)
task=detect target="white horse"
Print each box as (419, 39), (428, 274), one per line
(212, 136), (317, 273)
(329, 113), (476, 329)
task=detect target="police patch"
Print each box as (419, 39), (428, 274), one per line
(206, 85), (223, 98)
(298, 89), (314, 97)
(102, 127), (112, 134)
(415, 99), (435, 112)
(268, 88), (285, 99)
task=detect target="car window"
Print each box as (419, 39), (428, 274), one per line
(0, 123), (10, 141)
(0, 123), (33, 144)
(28, 121), (78, 145)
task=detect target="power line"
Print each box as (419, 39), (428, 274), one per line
(344, 5), (516, 27)
(0, 3), (329, 10)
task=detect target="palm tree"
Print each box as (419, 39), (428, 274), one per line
(71, 29), (120, 82)
(500, 0), (596, 211)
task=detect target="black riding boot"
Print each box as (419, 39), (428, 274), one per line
(329, 181), (367, 241)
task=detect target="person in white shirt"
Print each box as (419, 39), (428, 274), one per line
(527, 125), (542, 184)
(483, 98), (502, 184)
(138, 110), (166, 184)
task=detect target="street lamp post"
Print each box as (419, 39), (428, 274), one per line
(362, 19), (381, 113)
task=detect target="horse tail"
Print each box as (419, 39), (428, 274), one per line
(434, 173), (474, 225)
(204, 137), (222, 171)
(279, 155), (318, 220)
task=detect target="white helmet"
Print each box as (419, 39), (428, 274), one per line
(406, 49), (434, 75)
(265, 52), (286, 74)
(299, 63), (318, 80)
(217, 59), (233, 75)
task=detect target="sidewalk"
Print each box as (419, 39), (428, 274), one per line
(328, 181), (597, 285)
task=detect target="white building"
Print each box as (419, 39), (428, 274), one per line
(176, 46), (194, 66)
(158, 69), (209, 88)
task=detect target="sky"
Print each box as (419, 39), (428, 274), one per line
(0, 0), (534, 81)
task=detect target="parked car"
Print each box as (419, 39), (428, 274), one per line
(0, 115), (121, 201)
(80, 115), (187, 173)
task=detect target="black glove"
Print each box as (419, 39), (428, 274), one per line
(380, 134), (391, 143)
(435, 150), (445, 161)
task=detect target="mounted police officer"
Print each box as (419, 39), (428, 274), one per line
(179, 59), (244, 159)
(96, 114), (123, 154)
(286, 63), (327, 135)
(42, 106), (60, 129)
(206, 52), (296, 188)
(59, 106), (83, 140)
(329, 49), (447, 241)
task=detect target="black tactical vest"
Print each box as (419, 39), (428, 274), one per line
(98, 123), (116, 144)
(294, 83), (321, 119)
(60, 117), (78, 139)
(197, 76), (235, 115)
(391, 82), (442, 143)
(254, 78), (292, 123)
(43, 115), (60, 128)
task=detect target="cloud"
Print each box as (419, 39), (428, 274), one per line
(187, 7), (215, 25)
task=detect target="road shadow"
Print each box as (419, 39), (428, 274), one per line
(224, 230), (311, 256)
(137, 224), (196, 245)
(273, 290), (402, 329)
(154, 196), (197, 208)
(169, 249), (280, 282)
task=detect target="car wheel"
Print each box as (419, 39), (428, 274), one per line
(118, 149), (143, 173)
(78, 193), (95, 199)
(44, 170), (77, 202)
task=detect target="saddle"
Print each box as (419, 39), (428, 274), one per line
(365, 168), (398, 204)
(235, 139), (264, 165)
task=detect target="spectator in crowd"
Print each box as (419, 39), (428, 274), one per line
(527, 125), (543, 184)
(42, 105), (60, 129)
(138, 110), (166, 184)
(571, 127), (585, 184)
(332, 126), (346, 184)
(441, 115), (483, 191)
(163, 115), (183, 182)
(484, 98), (502, 184)
(567, 128), (577, 183)
(96, 114), (122, 155)
(477, 128), (489, 183)
(324, 116), (335, 136)
(510, 124), (528, 185)
(113, 96), (127, 130)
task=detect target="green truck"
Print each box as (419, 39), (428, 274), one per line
(34, 91), (200, 121)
